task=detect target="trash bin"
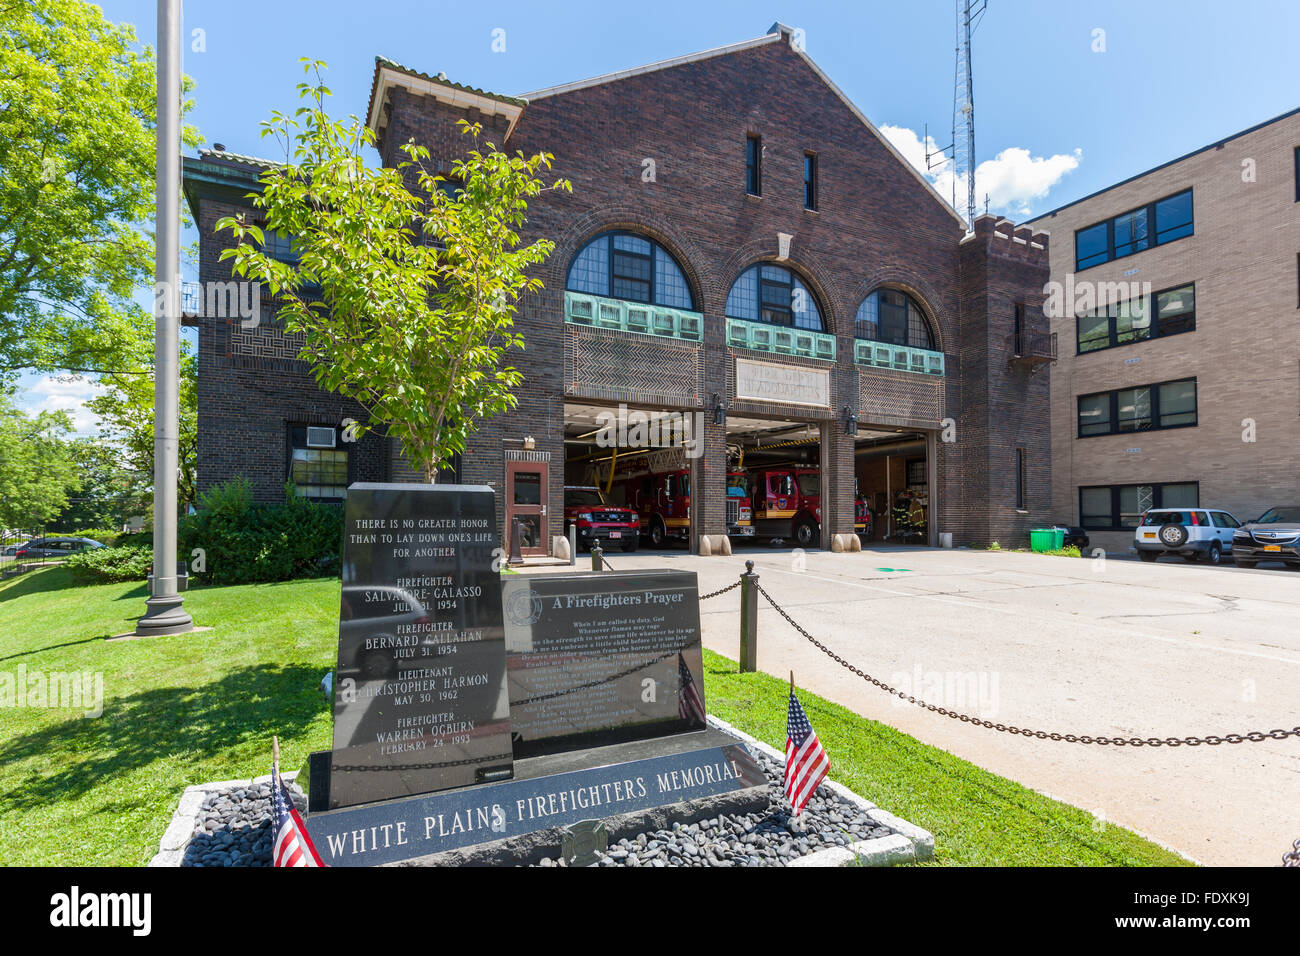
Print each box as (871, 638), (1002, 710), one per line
(1053, 527), (1065, 550)
(1029, 528), (1055, 552)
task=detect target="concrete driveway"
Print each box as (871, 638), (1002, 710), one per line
(526, 545), (1300, 865)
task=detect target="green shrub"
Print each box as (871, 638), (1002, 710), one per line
(178, 477), (343, 585)
(65, 541), (154, 583)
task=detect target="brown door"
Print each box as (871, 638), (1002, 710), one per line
(506, 462), (548, 556)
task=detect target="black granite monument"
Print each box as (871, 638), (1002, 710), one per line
(326, 483), (513, 809)
(303, 484), (767, 865)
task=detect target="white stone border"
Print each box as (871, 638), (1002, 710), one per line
(148, 771), (296, 868)
(707, 715), (935, 866)
(153, 718), (936, 869)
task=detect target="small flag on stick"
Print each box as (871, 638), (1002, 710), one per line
(271, 736), (325, 868)
(677, 652), (706, 723)
(784, 674), (829, 816)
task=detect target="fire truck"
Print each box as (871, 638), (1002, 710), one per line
(747, 467), (871, 547)
(725, 471), (755, 540)
(598, 450), (754, 547)
(604, 449), (692, 548)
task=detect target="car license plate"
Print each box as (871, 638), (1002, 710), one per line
(608, 531), (621, 539)
(1143, 532), (1156, 539)
(1264, 544), (1281, 552)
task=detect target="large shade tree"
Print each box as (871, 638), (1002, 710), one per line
(0, 0), (199, 378)
(0, 392), (81, 531)
(218, 61), (569, 481)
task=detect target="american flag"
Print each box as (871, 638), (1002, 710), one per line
(784, 691), (829, 816)
(677, 652), (706, 723)
(272, 765), (325, 868)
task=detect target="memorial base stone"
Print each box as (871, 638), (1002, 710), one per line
(302, 728), (767, 867)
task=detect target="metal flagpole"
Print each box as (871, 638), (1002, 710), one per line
(137, 0), (193, 636)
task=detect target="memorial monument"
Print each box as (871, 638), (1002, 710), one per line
(303, 482), (766, 866)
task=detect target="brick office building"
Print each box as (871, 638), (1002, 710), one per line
(184, 23), (1053, 555)
(1025, 107), (1300, 555)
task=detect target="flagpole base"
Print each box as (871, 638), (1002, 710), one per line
(135, 593), (194, 637)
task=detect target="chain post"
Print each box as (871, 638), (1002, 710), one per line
(739, 560), (759, 673)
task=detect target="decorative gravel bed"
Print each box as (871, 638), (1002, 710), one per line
(535, 749), (896, 867)
(181, 781), (302, 868)
(178, 748), (899, 867)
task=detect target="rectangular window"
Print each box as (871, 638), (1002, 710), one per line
(262, 228), (299, 264)
(1154, 191), (1194, 244)
(1076, 311), (1110, 353)
(1115, 386), (1153, 432)
(1077, 393), (1112, 436)
(746, 135), (762, 196)
(288, 425), (348, 501)
(1073, 189), (1193, 270)
(1074, 282), (1195, 353)
(611, 234), (653, 303)
(803, 152), (818, 210)
(758, 265), (792, 325)
(1076, 378), (1196, 437)
(877, 292), (909, 345)
(1294, 146), (1299, 202)
(1157, 379), (1197, 427)
(1078, 482), (1200, 530)
(1075, 222), (1109, 270)
(1014, 448), (1027, 511)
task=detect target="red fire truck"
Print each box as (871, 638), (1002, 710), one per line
(747, 467), (870, 547)
(615, 458), (691, 548)
(726, 471), (755, 540)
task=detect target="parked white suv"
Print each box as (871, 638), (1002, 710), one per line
(1133, 508), (1241, 565)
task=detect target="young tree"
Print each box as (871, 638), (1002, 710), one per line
(218, 61), (570, 481)
(0, 393), (81, 531)
(0, 0), (200, 379)
(86, 351), (198, 511)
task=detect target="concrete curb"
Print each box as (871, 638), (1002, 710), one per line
(706, 715), (935, 866)
(148, 771), (296, 868)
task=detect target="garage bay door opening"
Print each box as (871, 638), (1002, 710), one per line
(563, 402), (697, 552)
(855, 430), (932, 545)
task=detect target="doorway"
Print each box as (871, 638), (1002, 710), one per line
(506, 461), (548, 556)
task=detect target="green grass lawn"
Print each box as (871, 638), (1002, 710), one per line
(0, 567), (1189, 866)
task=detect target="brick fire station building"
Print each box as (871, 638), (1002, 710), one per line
(183, 23), (1054, 555)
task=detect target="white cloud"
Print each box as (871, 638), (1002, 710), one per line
(22, 375), (106, 435)
(880, 124), (1081, 221)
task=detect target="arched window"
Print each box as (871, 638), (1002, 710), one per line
(855, 289), (935, 350)
(725, 264), (824, 331)
(565, 231), (695, 310)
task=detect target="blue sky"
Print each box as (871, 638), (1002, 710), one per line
(23, 0), (1300, 427)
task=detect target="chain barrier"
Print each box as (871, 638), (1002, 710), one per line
(1284, 838), (1300, 868)
(698, 580), (742, 601)
(332, 753), (514, 774)
(753, 581), (1300, 749)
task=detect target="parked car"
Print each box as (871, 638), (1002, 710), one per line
(1, 539), (31, 557)
(1231, 506), (1300, 569)
(13, 537), (106, 559)
(563, 485), (640, 552)
(1132, 508), (1240, 565)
